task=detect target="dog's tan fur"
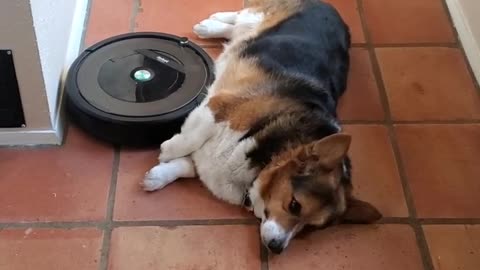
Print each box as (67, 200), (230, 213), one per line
(208, 95), (301, 131)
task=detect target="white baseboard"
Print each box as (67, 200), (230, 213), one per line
(446, 0), (480, 84)
(0, 129), (62, 146)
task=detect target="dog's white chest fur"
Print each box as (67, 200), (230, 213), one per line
(192, 123), (258, 205)
(142, 8), (264, 210)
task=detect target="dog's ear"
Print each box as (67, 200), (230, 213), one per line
(342, 196), (382, 224)
(297, 133), (351, 172)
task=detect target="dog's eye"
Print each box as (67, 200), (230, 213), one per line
(289, 197), (302, 216)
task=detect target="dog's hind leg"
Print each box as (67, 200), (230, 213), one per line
(194, 9), (264, 40)
(193, 18), (235, 39)
(143, 157), (196, 191)
(193, 11), (239, 39)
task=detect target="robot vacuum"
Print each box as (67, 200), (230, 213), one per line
(65, 32), (214, 146)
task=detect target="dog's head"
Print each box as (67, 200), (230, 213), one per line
(248, 133), (381, 254)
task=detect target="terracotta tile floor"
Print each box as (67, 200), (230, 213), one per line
(1, 0), (479, 269)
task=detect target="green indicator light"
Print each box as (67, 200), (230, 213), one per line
(133, 69), (152, 82)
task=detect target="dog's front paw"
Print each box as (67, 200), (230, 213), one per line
(142, 178), (166, 192)
(142, 164), (172, 191)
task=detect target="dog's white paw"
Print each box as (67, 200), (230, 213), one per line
(209, 11), (238, 24)
(143, 178), (168, 192)
(193, 19), (233, 39)
(143, 164), (173, 191)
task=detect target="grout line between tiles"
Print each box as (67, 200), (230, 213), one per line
(355, 0), (393, 129)
(341, 119), (480, 125)
(256, 215), (268, 270)
(391, 120), (480, 124)
(411, 223), (435, 270)
(106, 147), (121, 223)
(340, 120), (386, 125)
(420, 218), (480, 225)
(113, 219), (259, 227)
(98, 146), (121, 270)
(5, 217), (480, 230)
(201, 42), (461, 50)
(129, 0), (141, 32)
(0, 221), (105, 229)
(260, 244), (269, 270)
(0, 219), (259, 230)
(371, 42), (458, 48)
(98, 227), (113, 270)
(356, 1), (434, 270)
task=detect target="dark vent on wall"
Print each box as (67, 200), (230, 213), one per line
(0, 50), (26, 128)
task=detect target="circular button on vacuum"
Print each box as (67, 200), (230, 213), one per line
(65, 32), (214, 146)
(133, 69), (153, 82)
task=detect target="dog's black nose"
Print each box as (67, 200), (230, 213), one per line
(267, 239), (284, 254)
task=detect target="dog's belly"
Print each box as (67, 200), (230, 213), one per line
(191, 123), (258, 205)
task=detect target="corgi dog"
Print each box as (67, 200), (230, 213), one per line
(143, 0), (381, 254)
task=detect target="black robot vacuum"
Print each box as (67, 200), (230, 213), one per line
(65, 32), (214, 146)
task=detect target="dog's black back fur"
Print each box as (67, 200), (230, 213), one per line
(240, 1), (352, 176)
(241, 1), (350, 115)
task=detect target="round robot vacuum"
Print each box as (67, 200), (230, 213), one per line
(65, 32), (214, 146)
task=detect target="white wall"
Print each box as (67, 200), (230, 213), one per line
(446, 0), (480, 84)
(0, 0), (88, 145)
(30, 0), (88, 130)
(459, 0), (480, 46)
